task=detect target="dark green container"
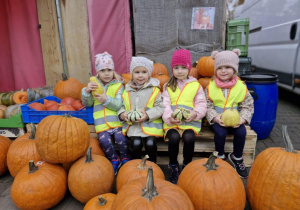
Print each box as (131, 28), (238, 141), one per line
(226, 18), (249, 57)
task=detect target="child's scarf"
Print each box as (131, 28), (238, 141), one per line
(214, 76), (238, 89)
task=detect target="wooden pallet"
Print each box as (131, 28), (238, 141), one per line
(26, 124), (257, 167)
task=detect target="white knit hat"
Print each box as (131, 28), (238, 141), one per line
(130, 57), (153, 75)
(211, 49), (241, 73)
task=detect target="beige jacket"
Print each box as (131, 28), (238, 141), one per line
(117, 78), (164, 137)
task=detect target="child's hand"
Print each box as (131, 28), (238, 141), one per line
(121, 111), (130, 122)
(94, 91), (107, 103)
(135, 110), (149, 123)
(85, 81), (98, 93)
(185, 110), (197, 122)
(213, 115), (226, 127)
(169, 116), (181, 125)
(233, 118), (246, 128)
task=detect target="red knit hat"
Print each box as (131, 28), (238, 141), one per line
(171, 49), (192, 71)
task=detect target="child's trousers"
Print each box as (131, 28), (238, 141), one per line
(98, 127), (130, 161)
(129, 136), (157, 163)
(212, 123), (246, 158)
(167, 129), (195, 165)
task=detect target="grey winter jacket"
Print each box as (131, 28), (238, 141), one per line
(117, 78), (164, 137)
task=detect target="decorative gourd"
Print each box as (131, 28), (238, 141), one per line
(0, 109), (4, 119)
(121, 73), (132, 86)
(4, 104), (22, 119)
(7, 124), (42, 177)
(54, 73), (84, 100)
(68, 147), (114, 203)
(247, 125), (300, 209)
(0, 91), (15, 106)
(197, 56), (215, 77)
(178, 152), (246, 210)
(189, 62), (200, 79)
(90, 76), (104, 97)
(11, 160), (67, 210)
(198, 77), (212, 90)
(72, 100), (85, 111)
(60, 96), (76, 105)
(172, 107), (190, 122)
(27, 86), (54, 102)
(13, 90), (27, 104)
(112, 167), (194, 210)
(58, 104), (75, 111)
(0, 136), (11, 176)
(28, 102), (46, 111)
(0, 104), (7, 111)
(152, 73), (170, 92)
(151, 63), (169, 76)
(127, 110), (143, 122)
(84, 193), (116, 210)
(221, 101), (240, 127)
(89, 137), (105, 156)
(116, 155), (165, 192)
(35, 114), (90, 163)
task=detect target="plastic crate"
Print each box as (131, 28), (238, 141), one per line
(238, 57), (252, 75)
(0, 113), (25, 128)
(21, 96), (94, 124)
(226, 18), (249, 57)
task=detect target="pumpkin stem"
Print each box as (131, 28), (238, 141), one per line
(282, 125), (298, 154)
(230, 101), (237, 110)
(141, 166), (159, 201)
(203, 151), (219, 171)
(63, 113), (72, 118)
(62, 73), (68, 81)
(28, 160), (39, 174)
(85, 147), (94, 163)
(192, 62), (198, 68)
(98, 195), (107, 206)
(137, 155), (149, 170)
(29, 123), (36, 140)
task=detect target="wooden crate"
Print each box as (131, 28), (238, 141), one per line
(27, 124), (257, 167)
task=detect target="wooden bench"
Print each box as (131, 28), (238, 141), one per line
(26, 124), (257, 167)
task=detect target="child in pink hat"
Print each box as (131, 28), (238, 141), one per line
(162, 49), (207, 184)
(204, 49), (254, 178)
(82, 51), (130, 175)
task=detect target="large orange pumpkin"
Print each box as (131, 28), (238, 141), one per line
(84, 193), (116, 210)
(247, 125), (300, 209)
(178, 152), (246, 210)
(35, 114), (90, 163)
(197, 56), (215, 77)
(198, 77), (212, 90)
(0, 136), (11, 176)
(11, 161), (67, 210)
(7, 124), (42, 177)
(116, 155), (165, 192)
(89, 137), (105, 156)
(112, 167), (194, 210)
(151, 63), (169, 76)
(54, 73), (84, 100)
(152, 73), (170, 92)
(68, 147), (114, 203)
(189, 62), (200, 79)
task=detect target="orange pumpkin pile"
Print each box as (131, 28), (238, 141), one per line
(196, 55), (214, 90)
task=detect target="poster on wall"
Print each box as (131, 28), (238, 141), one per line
(191, 7), (215, 30)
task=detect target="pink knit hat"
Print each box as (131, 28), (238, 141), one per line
(211, 49), (241, 73)
(95, 52), (115, 72)
(171, 49), (192, 71)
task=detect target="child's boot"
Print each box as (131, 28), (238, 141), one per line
(111, 157), (121, 175)
(121, 157), (131, 166)
(168, 163), (179, 184)
(228, 153), (248, 178)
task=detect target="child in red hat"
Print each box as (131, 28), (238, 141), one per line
(162, 49), (207, 184)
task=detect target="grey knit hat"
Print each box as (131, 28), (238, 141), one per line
(211, 49), (241, 73)
(130, 57), (153, 75)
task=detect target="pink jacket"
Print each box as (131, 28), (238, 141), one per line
(162, 76), (207, 126)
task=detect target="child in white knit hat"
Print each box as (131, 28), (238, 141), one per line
(118, 56), (164, 163)
(81, 51), (130, 175)
(204, 49), (254, 178)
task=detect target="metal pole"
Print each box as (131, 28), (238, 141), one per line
(55, 0), (68, 77)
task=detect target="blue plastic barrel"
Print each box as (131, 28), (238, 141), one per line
(240, 74), (278, 140)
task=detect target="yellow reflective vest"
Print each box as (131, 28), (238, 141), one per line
(122, 87), (163, 137)
(163, 81), (202, 134)
(93, 83), (123, 133)
(207, 79), (247, 113)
